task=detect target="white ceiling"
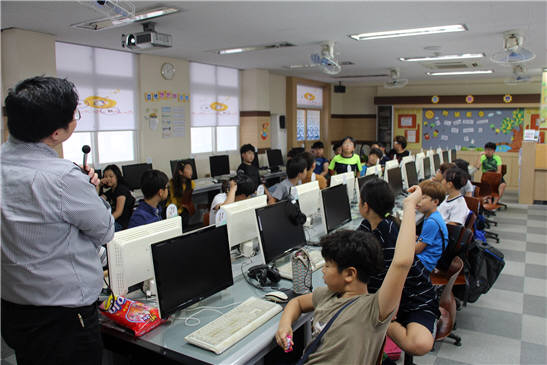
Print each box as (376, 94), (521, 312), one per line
(2, 1), (546, 85)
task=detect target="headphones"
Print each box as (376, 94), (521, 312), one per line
(247, 264), (281, 287)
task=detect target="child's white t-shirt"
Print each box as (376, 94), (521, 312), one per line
(438, 195), (469, 226)
(209, 192), (227, 225)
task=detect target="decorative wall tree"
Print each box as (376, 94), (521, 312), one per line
(500, 108), (524, 152)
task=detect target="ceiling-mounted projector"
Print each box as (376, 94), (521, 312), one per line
(122, 22), (172, 50)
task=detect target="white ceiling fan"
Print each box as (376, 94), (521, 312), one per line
(490, 30), (536, 65)
(384, 68), (408, 88)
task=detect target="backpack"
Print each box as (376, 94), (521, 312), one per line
(455, 240), (505, 303)
(432, 220), (456, 271)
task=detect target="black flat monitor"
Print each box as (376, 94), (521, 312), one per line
(450, 149), (456, 162)
(170, 158), (198, 180)
(209, 155), (230, 177)
(357, 175), (377, 193)
(267, 149), (284, 172)
(404, 161), (419, 188)
(423, 157), (432, 179)
(255, 200), (307, 264)
(387, 167), (403, 196)
(442, 150), (449, 164)
(122, 163), (153, 190)
(321, 184), (351, 233)
(151, 225), (233, 319)
(433, 154), (441, 172)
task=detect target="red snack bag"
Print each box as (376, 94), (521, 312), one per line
(99, 295), (165, 336)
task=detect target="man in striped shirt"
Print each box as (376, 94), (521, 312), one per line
(1, 76), (114, 364)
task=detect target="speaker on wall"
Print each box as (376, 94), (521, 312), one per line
(279, 115), (286, 129)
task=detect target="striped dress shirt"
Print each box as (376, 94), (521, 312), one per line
(1, 137), (114, 307)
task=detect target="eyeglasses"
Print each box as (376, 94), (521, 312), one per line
(74, 110), (81, 121)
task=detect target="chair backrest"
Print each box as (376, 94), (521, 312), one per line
(481, 172), (502, 195)
(439, 256), (464, 321)
(501, 164), (507, 177)
(446, 223), (465, 253)
(464, 196), (481, 215)
(202, 212), (210, 226)
(465, 211), (477, 230)
(457, 228), (473, 252)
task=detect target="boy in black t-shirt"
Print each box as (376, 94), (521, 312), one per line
(237, 144), (260, 191)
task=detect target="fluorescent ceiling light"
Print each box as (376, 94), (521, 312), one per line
(349, 24), (467, 41)
(71, 7), (179, 31)
(426, 70), (494, 76)
(400, 53), (485, 62)
(216, 42), (294, 55)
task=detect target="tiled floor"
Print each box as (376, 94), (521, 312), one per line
(2, 192), (545, 365)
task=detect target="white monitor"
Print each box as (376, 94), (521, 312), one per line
(415, 152), (425, 181)
(384, 160), (399, 180)
(220, 195), (267, 248)
(365, 164), (382, 177)
(295, 181), (321, 218)
(330, 171), (356, 202)
(400, 155), (414, 167)
(107, 217), (183, 297)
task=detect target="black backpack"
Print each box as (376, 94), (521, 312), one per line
(433, 221), (463, 272)
(455, 240), (505, 303)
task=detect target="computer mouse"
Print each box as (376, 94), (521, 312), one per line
(264, 291), (288, 303)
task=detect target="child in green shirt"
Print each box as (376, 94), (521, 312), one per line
(328, 136), (362, 176)
(474, 142), (506, 204)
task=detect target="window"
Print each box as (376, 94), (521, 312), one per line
(296, 85), (322, 142)
(190, 62), (239, 154)
(56, 42), (138, 167)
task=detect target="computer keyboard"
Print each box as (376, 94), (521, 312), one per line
(277, 249), (325, 280)
(194, 178), (215, 189)
(184, 297), (282, 354)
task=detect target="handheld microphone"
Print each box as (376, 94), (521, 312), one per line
(82, 145), (91, 171)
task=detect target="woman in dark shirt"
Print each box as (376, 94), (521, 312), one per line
(99, 164), (135, 231)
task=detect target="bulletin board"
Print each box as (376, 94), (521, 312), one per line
(422, 108), (525, 152)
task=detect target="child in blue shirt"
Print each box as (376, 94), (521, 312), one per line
(127, 170), (169, 228)
(415, 180), (448, 272)
(311, 141), (329, 177)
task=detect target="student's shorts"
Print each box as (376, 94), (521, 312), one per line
(395, 310), (438, 335)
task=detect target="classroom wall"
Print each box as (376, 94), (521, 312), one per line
(331, 85), (376, 114)
(269, 73), (286, 115)
(1, 29), (61, 155)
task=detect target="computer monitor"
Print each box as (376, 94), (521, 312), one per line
(294, 181), (321, 218)
(330, 171), (356, 202)
(442, 150), (449, 165)
(321, 184), (351, 233)
(386, 167), (403, 196)
(423, 157), (432, 180)
(170, 158), (198, 180)
(107, 217), (183, 297)
(450, 149), (456, 162)
(151, 225), (233, 319)
(365, 164), (382, 177)
(404, 161), (419, 188)
(221, 195), (268, 248)
(358, 175), (377, 194)
(433, 154), (441, 172)
(267, 149), (284, 172)
(122, 163), (153, 190)
(209, 155), (230, 178)
(414, 152), (425, 181)
(255, 200), (307, 264)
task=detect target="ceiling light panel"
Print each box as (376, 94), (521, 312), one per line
(349, 24), (467, 41)
(71, 6), (179, 31)
(426, 70), (494, 76)
(400, 53), (485, 62)
(215, 42), (295, 55)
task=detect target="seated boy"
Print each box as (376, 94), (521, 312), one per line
(474, 142), (506, 204)
(127, 170), (169, 228)
(438, 167), (470, 226)
(432, 162), (455, 182)
(415, 180), (448, 272)
(209, 174), (256, 225)
(300, 151), (327, 189)
(237, 144), (260, 190)
(275, 187), (422, 365)
(268, 156), (307, 204)
(453, 159), (474, 197)
(311, 141), (329, 177)
(360, 147), (383, 176)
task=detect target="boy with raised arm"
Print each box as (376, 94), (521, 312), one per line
(275, 186), (422, 365)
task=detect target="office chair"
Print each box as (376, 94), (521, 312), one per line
(404, 257), (464, 365)
(481, 172), (506, 211)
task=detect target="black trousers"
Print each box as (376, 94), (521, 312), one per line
(1, 299), (102, 365)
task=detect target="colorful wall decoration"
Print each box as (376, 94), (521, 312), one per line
(421, 108), (533, 151)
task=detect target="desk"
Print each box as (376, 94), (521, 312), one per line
(101, 203), (361, 364)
